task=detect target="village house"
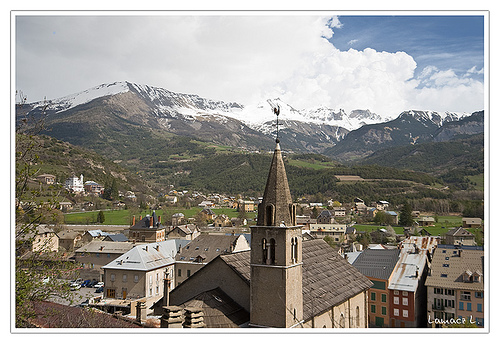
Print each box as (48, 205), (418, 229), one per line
(57, 229), (83, 252)
(351, 248), (401, 327)
(418, 216), (436, 227)
(128, 211), (165, 243)
(213, 213), (232, 227)
(444, 227), (476, 246)
(81, 229), (110, 244)
(425, 245), (484, 327)
(154, 140), (372, 328)
(376, 201), (390, 211)
(166, 224), (200, 241)
(101, 239), (190, 311)
(331, 206), (346, 217)
(171, 213), (185, 226)
(75, 241), (136, 280)
(174, 234), (250, 286)
(296, 215), (317, 230)
(317, 209), (335, 224)
(18, 224), (59, 253)
(64, 174), (84, 193)
(462, 217), (482, 228)
(84, 180), (104, 195)
(230, 217), (247, 227)
(35, 174), (56, 185)
(309, 223), (347, 242)
(387, 245), (429, 327)
(239, 200), (255, 212)
(200, 208), (216, 221)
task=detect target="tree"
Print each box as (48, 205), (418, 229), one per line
(399, 201), (414, 227)
(15, 93), (76, 327)
(96, 210), (105, 224)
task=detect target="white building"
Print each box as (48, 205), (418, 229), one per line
(65, 174), (84, 193)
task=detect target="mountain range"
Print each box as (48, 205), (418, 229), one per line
(21, 81), (480, 161)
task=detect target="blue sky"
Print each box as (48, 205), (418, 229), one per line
(330, 15), (484, 83)
(15, 13), (486, 118)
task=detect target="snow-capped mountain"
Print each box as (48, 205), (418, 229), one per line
(21, 81), (477, 158)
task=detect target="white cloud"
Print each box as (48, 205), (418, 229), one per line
(347, 39), (358, 45)
(16, 14), (484, 118)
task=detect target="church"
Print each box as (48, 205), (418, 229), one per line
(154, 129), (372, 328)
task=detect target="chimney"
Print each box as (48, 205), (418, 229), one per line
(135, 301), (146, 323)
(139, 215), (142, 221)
(161, 306), (183, 328)
(158, 215), (161, 224)
(183, 307), (205, 328)
(150, 216), (154, 228)
(132, 215), (136, 226)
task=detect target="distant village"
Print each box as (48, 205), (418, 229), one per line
(18, 161), (485, 329)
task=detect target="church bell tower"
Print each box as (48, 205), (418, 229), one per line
(249, 105), (303, 328)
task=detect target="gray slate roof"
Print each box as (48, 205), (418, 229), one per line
(351, 248), (401, 280)
(103, 239), (189, 271)
(216, 239), (373, 321)
(175, 234), (247, 263)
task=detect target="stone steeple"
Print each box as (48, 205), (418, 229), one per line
(256, 141), (296, 227)
(250, 132), (303, 328)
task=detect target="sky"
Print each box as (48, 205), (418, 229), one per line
(14, 12), (486, 119)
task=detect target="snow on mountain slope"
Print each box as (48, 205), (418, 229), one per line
(36, 81), (130, 113)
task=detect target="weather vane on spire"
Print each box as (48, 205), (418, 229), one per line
(273, 104), (280, 143)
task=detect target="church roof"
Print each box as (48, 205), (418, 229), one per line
(211, 239), (373, 321)
(178, 287), (250, 328)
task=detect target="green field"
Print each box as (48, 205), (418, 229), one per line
(353, 215), (465, 237)
(64, 207), (243, 225)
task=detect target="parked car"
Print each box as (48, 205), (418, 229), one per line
(95, 286), (104, 293)
(70, 282), (81, 290)
(94, 282), (104, 288)
(81, 280), (92, 287)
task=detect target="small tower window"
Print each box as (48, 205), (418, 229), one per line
(267, 238), (276, 265)
(291, 237), (298, 264)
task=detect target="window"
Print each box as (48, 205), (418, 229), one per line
(461, 291), (471, 301)
(371, 292), (376, 301)
(394, 290), (399, 295)
(382, 306), (387, 315)
(441, 274), (448, 278)
(371, 305), (376, 313)
(402, 298), (408, 306)
(443, 264), (449, 267)
(381, 294), (387, 303)
(178, 269), (181, 277)
(402, 291), (408, 296)
(467, 303), (472, 311)
(402, 310), (408, 318)
(475, 291), (483, 298)
(134, 275), (139, 283)
(477, 303), (482, 313)
(122, 274), (127, 282)
(394, 297), (399, 305)
(394, 308), (399, 316)
(107, 288), (115, 298)
(459, 302), (464, 310)
(110, 274), (115, 282)
(187, 270), (191, 277)
(356, 307), (360, 327)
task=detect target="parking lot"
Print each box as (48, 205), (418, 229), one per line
(49, 283), (104, 306)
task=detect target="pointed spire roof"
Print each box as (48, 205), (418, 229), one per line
(257, 141), (295, 227)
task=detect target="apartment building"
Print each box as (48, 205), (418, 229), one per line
(425, 244), (484, 327)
